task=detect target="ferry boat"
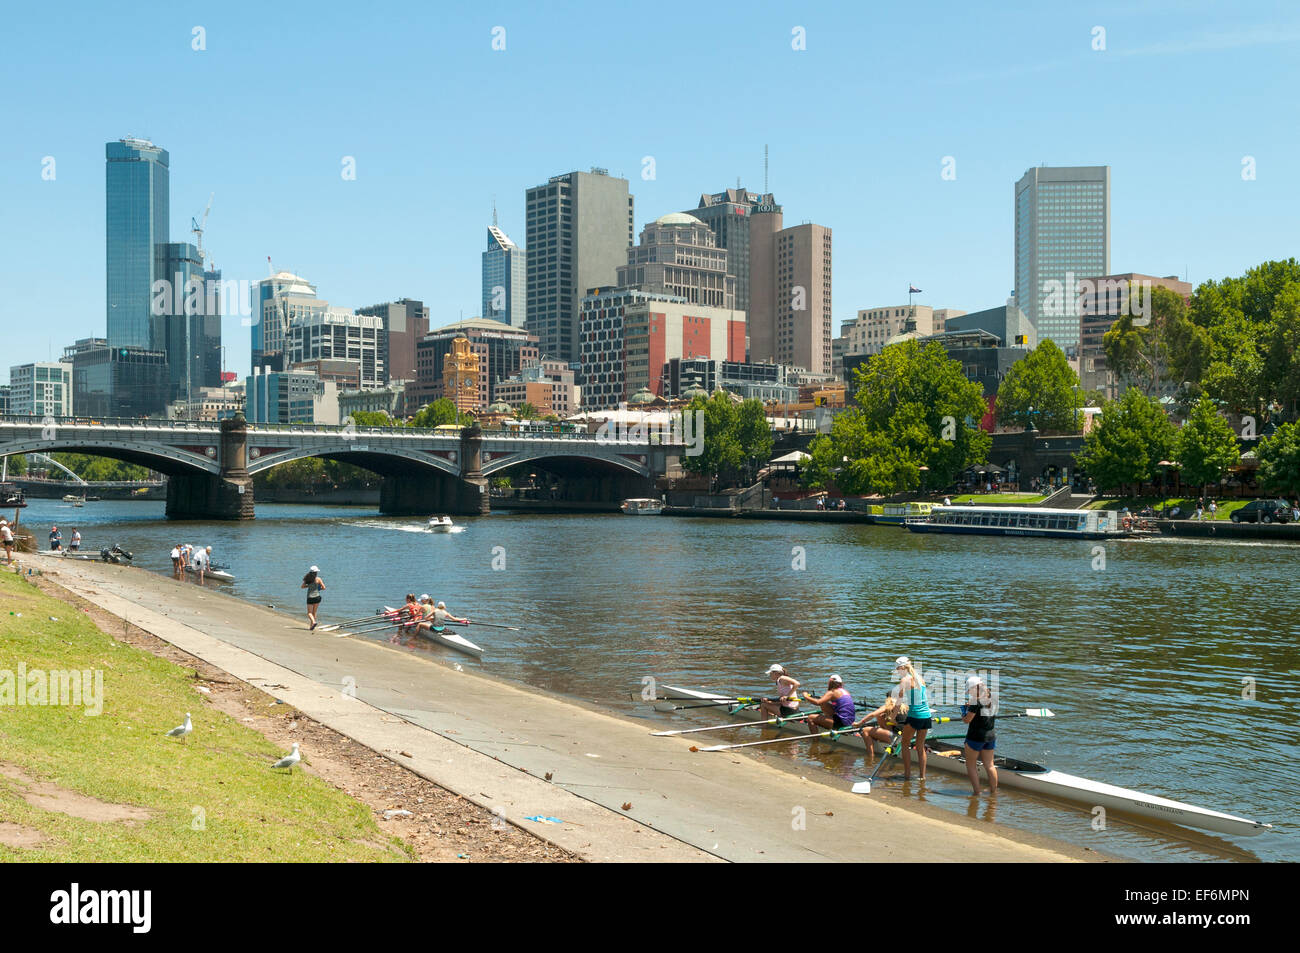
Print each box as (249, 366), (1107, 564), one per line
(1, 483), (26, 508)
(621, 498), (665, 515)
(873, 501), (935, 525)
(906, 505), (1137, 539)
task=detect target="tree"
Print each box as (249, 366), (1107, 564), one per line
(995, 339), (1081, 433)
(1103, 283), (1206, 398)
(408, 398), (468, 429)
(515, 402), (539, 421)
(1257, 421), (1300, 498)
(348, 410), (396, 428)
(1175, 396), (1241, 498)
(679, 393), (771, 485)
(1075, 388), (1176, 495)
(806, 340), (990, 495)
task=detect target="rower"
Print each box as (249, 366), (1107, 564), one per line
(391, 593), (420, 642)
(429, 600), (468, 632)
(894, 656), (933, 781)
(802, 675), (855, 735)
(960, 675), (998, 795)
(852, 694), (905, 764)
(758, 664), (801, 719)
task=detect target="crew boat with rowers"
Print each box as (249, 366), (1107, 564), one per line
(645, 677), (1271, 839)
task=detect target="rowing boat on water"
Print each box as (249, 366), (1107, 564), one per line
(185, 565), (235, 583)
(381, 605), (483, 658)
(655, 685), (1271, 838)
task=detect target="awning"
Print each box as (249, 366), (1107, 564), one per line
(771, 451), (812, 464)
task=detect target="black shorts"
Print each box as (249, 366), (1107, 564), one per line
(779, 705), (799, 717)
(307, 597), (321, 605)
(833, 714), (851, 729)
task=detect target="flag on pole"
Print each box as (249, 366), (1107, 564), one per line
(909, 285), (923, 294)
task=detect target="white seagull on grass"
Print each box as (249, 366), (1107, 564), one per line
(271, 742), (301, 772)
(165, 713), (193, 739)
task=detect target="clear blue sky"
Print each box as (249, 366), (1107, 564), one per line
(3, 0), (1298, 381)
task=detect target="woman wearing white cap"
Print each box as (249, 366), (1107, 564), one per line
(802, 675), (855, 734)
(960, 675), (998, 794)
(758, 665), (801, 719)
(1, 519), (14, 564)
(301, 566), (326, 630)
(894, 656), (933, 781)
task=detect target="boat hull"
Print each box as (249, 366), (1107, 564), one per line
(656, 685), (1268, 838)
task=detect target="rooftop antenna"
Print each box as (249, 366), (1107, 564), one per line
(764, 144), (769, 193)
(492, 196), (498, 228)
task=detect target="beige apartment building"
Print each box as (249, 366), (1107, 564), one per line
(771, 224), (833, 375)
(842, 304), (968, 357)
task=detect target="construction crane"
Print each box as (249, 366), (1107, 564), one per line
(191, 193), (214, 269)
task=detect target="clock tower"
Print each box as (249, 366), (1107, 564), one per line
(442, 335), (481, 414)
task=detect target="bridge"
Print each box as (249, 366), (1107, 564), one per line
(0, 415), (681, 520)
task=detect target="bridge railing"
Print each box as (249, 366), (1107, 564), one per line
(0, 414), (220, 432)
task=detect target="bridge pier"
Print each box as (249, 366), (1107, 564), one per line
(165, 414), (255, 520)
(378, 425), (489, 517)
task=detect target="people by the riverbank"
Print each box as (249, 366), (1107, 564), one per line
(894, 656), (933, 781)
(49, 525), (62, 551)
(430, 600), (468, 632)
(70, 529), (81, 552)
(391, 593), (420, 642)
(758, 664), (801, 718)
(802, 675), (855, 733)
(190, 545), (210, 583)
(853, 694), (903, 764)
(961, 675), (998, 795)
(170, 545), (182, 574)
(1, 519), (14, 563)
(302, 566), (325, 629)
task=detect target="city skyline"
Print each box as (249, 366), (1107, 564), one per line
(4, 2), (1300, 383)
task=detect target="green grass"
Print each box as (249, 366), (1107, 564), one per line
(946, 493), (1049, 505)
(0, 570), (412, 862)
(1084, 496), (1250, 520)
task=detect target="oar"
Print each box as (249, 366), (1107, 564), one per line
(646, 697), (762, 711)
(326, 614), (403, 633)
(938, 707), (1055, 718)
(697, 723), (862, 751)
(318, 611), (391, 632)
(851, 734), (904, 794)
(652, 711), (815, 736)
(448, 621), (520, 631)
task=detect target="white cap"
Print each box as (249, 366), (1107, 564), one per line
(205, 546), (212, 552)
(966, 675), (984, 689)
(436, 601), (446, 609)
(894, 656), (911, 669)
(828, 674), (843, 686)
(309, 565), (319, 572)
(766, 664), (786, 675)
(419, 594), (430, 601)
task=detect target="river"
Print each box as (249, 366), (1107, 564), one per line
(14, 498), (1298, 862)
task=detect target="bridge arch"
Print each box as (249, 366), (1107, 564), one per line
(0, 439), (221, 476)
(481, 449), (651, 479)
(246, 444), (461, 478)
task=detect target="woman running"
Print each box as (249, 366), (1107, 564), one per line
(802, 675), (855, 735)
(758, 664), (801, 720)
(961, 675), (998, 795)
(894, 656), (932, 781)
(301, 566), (326, 630)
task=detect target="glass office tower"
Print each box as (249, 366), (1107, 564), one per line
(482, 226), (527, 327)
(106, 138), (170, 350)
(1014, 166), (1110, 351)
(159, 242), (222, 407)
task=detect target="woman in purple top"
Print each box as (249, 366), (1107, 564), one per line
(803, 675), (855, 733)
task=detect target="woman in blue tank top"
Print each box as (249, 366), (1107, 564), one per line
(894, 656), (932, 781)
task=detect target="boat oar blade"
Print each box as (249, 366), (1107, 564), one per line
(850, 780), (873, 795)
(1024, 708), (1055, 718)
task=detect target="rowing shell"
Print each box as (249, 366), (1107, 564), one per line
(656, 685), (1270, 839)
(185, 565), (235, 583)
(382, 606), (483, 659)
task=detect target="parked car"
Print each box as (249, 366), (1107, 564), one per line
(1231, 499), (1292, 524)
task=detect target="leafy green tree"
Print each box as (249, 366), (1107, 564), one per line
(1257, 421), (1300, 498)
(680, 393), (772, 485)
(1175, 396), (1241, 498)
(515, 402), (539, 421)
(348, 410), (396, 428)
(49, 453), (151, 482)
(408, 398), (468, 429)
(806, 340), (990, 494)
(1076, 388), (1176, 495)
(995, 339), (1082, 433)
(1103, 283), (1206, 398)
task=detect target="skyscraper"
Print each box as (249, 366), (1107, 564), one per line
(773, 223), (833, 375)
(684, 188), (781, 319)
(357, 298), (430, 383)
(525, 168), (634, 363)
(159, 241), (221, 405)
(482, 226), (526, 327)
(1014, 166), (1111, 350)
(106, 138), (169, 350)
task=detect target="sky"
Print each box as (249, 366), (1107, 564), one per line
(2, 0), (1299, 382)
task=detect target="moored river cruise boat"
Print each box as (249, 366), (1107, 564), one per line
(620, 498), (665, 515)
(873, 501), (936, 525)
(907, 505), (1143, 539)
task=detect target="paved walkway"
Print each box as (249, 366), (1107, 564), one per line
(34, 555), (1094, 863)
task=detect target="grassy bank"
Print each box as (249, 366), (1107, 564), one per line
(1085, 497), (1251, 520)
(946, 493), (1049, 505)
(0, 569), (412, 861)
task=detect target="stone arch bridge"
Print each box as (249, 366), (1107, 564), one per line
(0, 415), (679, 519)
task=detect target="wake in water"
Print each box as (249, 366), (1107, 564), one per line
(342, 519), (467, 534)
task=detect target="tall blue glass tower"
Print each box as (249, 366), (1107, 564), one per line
(106, 138), (169, 350)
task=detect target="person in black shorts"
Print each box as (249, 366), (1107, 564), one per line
(301, 566), (326, 630)
(961, 674), (998, 795)
(758, 664), (802, 719)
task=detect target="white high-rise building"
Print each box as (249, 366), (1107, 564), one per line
(7, 362), (73, 416)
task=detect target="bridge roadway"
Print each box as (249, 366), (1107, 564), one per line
(0, 414), (681, 520)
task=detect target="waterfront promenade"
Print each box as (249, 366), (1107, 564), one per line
(30, 555), (1094, 863)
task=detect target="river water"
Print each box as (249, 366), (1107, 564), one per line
(15, 499), (1298, 862)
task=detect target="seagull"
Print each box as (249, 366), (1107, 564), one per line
(165, 713), (192, 739)
(271, 742), (301, 771)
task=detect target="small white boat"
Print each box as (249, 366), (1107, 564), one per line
(185, 564), (235, 583)
(382, 605), (482, 658)
(621, 498), (665, 515)
(427, 515), (455, 532)
(653, 685), (1271, 838)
